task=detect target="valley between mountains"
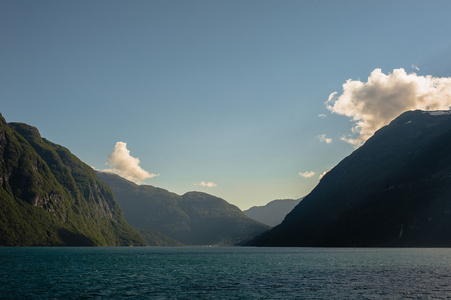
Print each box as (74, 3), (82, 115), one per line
(1, 110), (451, 247)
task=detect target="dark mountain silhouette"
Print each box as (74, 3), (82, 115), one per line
(248, 110), (451, 247)
(0, 113), (145, 246)
(243, 198), (303, 227)
(97, 171), (269, 245)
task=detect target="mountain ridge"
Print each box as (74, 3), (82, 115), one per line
(243, 198), (303, 227)
(248, 110), (451, 247)
(97, 171), (269, 245)
(0, 113), (145, 246)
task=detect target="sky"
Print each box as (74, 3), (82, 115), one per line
(2, 0), (451, 210)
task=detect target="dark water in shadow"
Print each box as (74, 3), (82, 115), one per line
(1, 247), (451, 299)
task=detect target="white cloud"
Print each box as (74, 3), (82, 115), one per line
(298, 171), (315, 178)
(327, 68), (451, 146)
(319, 171), (328, 179)
(195, 181), (217, 188)
(318, 113), (327, 118)
(411, 64), (420, 71)
(103, 141), (158, 183)
(318, 134), (332, 144)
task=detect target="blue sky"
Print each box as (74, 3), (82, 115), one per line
(2, 0), (451, 209)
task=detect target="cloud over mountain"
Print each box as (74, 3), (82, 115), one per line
(104, 142), (158, 183)
(298, 171), (315, 178)
(195, 181), (217, 188)
(327, 68), (451, 146)
(319, 171), (328, 179)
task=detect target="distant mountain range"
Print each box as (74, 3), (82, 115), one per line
(248, 110), (451, 247)
(0, 114), (145, 246)
(243, 198), (302, 227)
(97, 171), (269, 245)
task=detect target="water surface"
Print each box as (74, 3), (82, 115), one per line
(1, 247), (450, 299)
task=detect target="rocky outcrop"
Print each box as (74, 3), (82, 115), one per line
(0, 113), (145, 246)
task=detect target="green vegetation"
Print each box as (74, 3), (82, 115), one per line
(134, 227), (183, 246)
(97, 172), (269, 245)
(0, 113), (145, 246)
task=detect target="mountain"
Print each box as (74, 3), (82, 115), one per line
(134, 227), (183, 246)
(243, 198), (303, 227)
(248, 110), (451, 247)
(0, 114), (145, 246)
(96, 171), (269, 245)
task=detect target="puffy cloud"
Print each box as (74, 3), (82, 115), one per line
(318, 134), (332, 144)
(195, 181), (217, 188)
(298, 171), (315, 178)
(318, 113), (327, 118)
(327, 68), (451, 146)
(103, 142), (158, 182)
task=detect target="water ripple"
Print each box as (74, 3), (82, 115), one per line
(1, 247), (451, 299)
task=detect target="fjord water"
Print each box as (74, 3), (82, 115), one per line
(1, 247), (450, 299)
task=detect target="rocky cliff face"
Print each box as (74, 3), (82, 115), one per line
(248, 110), (451, 247)
(0, 113), (144, 246)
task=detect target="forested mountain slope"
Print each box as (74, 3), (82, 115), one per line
(97, 171), (269, 245)
(0, 113), (144, 246)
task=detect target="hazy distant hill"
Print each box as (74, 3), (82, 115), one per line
(243, 198), (302, 227)
(97, 172), (269, 245)
(248, 110), (451, 247)
(0, 114), (145, 246)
